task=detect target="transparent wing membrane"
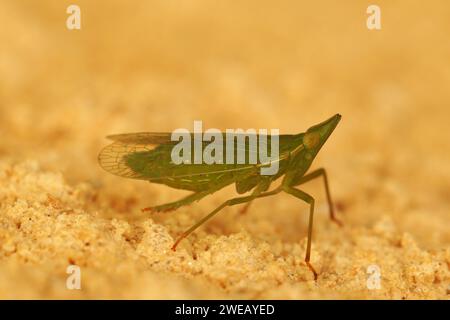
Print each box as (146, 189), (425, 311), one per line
(98, 142), (157, 179)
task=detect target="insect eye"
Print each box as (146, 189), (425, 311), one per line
(303, 132), (320, 149)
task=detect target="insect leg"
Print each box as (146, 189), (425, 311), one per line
(291, 168), (342, 226)
(171, 187), (282, 250)
(142, 191), (210, 213)
(282, 186), (318, 280)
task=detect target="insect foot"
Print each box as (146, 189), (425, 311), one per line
(306, 261), (318, 281)
(171, 232), (188, 251)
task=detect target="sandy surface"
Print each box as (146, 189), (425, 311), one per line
(0, 1), (449, 299)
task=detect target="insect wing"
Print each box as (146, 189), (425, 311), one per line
(99, 132), (298, 181)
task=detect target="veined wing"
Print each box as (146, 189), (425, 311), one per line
(99, 132), (301, 182)
(98, 141), (156, 179)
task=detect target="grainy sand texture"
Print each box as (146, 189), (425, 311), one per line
(0, 1), (449, 299)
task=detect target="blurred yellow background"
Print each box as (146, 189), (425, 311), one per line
(0, 1), (448, 299)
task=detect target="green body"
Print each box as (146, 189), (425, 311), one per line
(99, 114), (342, 280)
(124, 134), (298, 192)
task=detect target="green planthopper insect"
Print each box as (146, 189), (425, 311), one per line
(98, 114), (342, 280)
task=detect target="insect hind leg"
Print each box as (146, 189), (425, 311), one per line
(142, 191), (210, 213)
(171, 186), (282, 250)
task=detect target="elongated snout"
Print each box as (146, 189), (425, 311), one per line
(318, 113), (341, 140)
(304, 114), (341, 151)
